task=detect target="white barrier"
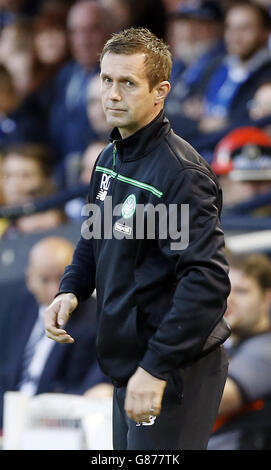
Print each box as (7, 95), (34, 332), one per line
(2, 391), (113, 450)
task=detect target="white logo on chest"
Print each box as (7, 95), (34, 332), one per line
(96, 173), (112, 200)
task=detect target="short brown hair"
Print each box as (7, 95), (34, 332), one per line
(3, 143), (54, 179)
(228, 251), (271, 291)
(100, 27), (172, 90)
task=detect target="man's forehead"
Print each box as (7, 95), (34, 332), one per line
(101, 52), (147, 77)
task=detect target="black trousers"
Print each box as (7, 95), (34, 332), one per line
(112, 345), (228, 450)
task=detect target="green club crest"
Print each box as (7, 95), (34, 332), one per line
(121, 194), (136, 218)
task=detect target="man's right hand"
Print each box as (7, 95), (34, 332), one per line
(44, 293), (78, 343)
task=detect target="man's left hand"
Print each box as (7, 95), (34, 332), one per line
(124, 367), (166, 423)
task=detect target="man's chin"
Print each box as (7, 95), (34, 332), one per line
(106, 116), (127, 128)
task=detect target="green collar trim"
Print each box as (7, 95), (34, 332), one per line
(95, 165), (163, 198)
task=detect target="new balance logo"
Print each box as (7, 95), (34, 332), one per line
(136, 415), (157, 426)
(96, 189), (107, 201)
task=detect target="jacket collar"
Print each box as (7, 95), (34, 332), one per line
(109, 109), (171, 162)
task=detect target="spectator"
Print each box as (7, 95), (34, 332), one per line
(0, 16), (32, 63)
(199, 2), (271, 133)
(208, 252), (271, 450)
(248, 82), (271, 134)
(86, 73), (112, 141)
(26, 0), (115, 169)
(211, 126), (271, 207)
(0, 17), (34, 97)
(80, 140), (107, 185)
(0, 143), (66, 237)
(63, 71), (110, 188)
(65, 140), (107, 220)
(166, 0), (225, 116)
(0, 235), (112, 429)
(29, 10), (71, 93)
(0, 64), (46, 147)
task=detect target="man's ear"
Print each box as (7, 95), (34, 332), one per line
(154, 81), (171, 105)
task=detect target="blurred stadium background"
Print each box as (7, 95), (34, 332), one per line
(1, 0), (271, 450)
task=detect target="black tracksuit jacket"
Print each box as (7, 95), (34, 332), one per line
(58, 110), (231, 386)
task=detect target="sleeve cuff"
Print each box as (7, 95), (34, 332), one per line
(139, 349), (171, 381)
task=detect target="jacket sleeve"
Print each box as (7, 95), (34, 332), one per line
(139, 167), (231, 379)
(57, 234), (96, 301)
(56, 156), (104, 301)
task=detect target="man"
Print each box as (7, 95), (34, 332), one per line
(1, 235), (111, 430)
(86, 73), (112, 141)
(208, 253), (271, 450)
(24, 0), (115, 166)
(45, 27), (230, 450)
(165, 0), (225, 117)
(49, 0), (114, 161)
(0, 143), (66, 237)
(199, 1), (271, 133)
(65, 140), (108, 220)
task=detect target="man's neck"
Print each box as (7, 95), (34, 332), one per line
(118, 106), (163, 139)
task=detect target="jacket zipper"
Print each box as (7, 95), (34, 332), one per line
(109, 141), (122, 196)
(95, 141), (122, 295)
(113, 141), (117, 171)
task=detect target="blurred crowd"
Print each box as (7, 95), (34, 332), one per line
(0, 0), (271, 233)
(1, 0), (271, 451)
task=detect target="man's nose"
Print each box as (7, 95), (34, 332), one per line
(108, 82), (122, 101)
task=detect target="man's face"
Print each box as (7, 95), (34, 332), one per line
(225, 6), (269, 61)
(168, 17), (219, 64)
(34, 28), (68, 65)
(226, 268), (269, 337)
(2, 154), (47, 205)
(27, 259), (68, 306)
(68, 3), (107, 69)
(87, 74), (111, 134)
(100, 52), (160, 138)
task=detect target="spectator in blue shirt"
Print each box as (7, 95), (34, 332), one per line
(165, 1), (225, 117)
(199, 1), (271, 133)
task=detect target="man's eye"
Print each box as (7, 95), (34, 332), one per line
(104, 77), (111, 84)
(126, 81), (134, 87)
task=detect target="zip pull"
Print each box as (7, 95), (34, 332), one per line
(113, 142), (117, 171)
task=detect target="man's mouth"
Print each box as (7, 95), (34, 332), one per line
(107, 108), (126, 112)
